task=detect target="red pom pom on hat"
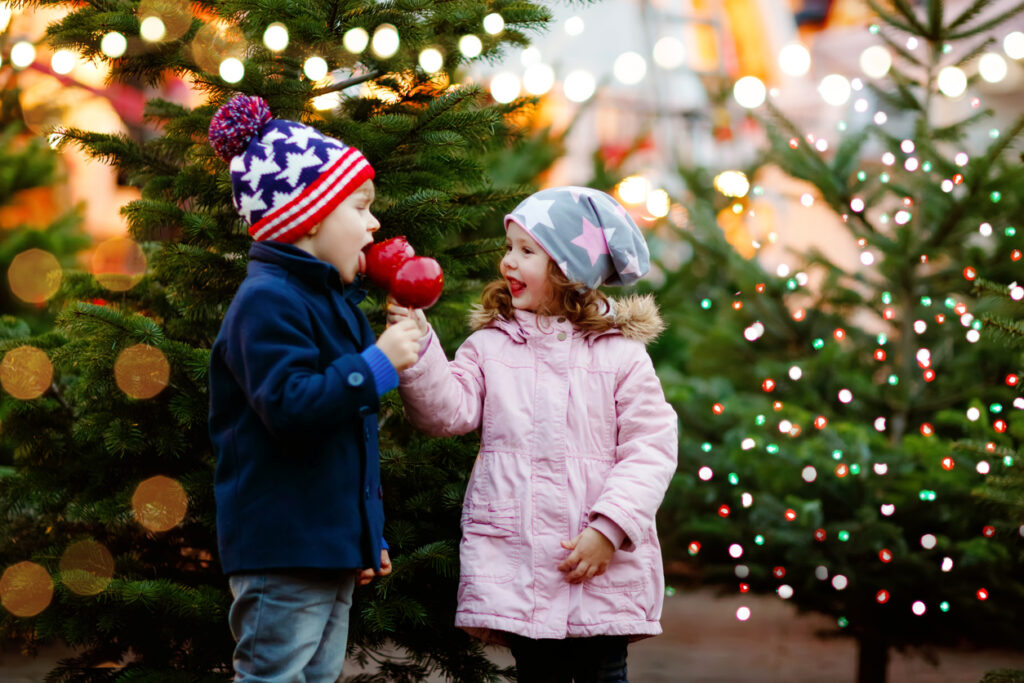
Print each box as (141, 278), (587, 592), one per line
(209, 95), (273, 162)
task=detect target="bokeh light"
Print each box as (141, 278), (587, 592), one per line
(263, 22), (289, 52)
(114, 344), (170, 399)
(137, 0), (190, 42)
(100, 32), (127, 58)
(219, 57), (244, 82)
(938, 66), (967, 97)
(8, 248), (62, 304)
(371, 24), (400, 58)
(419, 48), (443, 73)
(50, 49), (76, 75)
(613, 51), (647, 85)
(523, 63), (555, 95)
(0, 346), (53, 400)
(191, 22), (245, 75)
(459, 34), (482, 58)
(778, 43), (811, 77)
(343, 27), (369, 54)
(979, 52), (1008, 83)
(733, 76), (766, 109)
(59, 540), (115, 596)
(646, 189), (670, 218)
(483, 13), (504, 35)
(303, 56), (328, 81)
(132, 476), (188, 532)
(653, 36), (685, 70)
(1003, 31), (1024, 60)
(10, 41), (36, 68)
(489, 72), (521, 103)
(859, 45), (892, 78)
(564, 16), (584, 36)
(617, 175), (650, 205)
(819, 74), (851, 106)
(563, 70), (596, 102)
(714, 170), (750, 197)
(91, 237), (147, 291)
(0, 561), (53, 617)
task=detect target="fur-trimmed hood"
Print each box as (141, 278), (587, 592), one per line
(468, 294), (665, 345)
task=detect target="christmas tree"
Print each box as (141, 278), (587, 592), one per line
(0, 1), (557, 680)
(654, 2), (1024, 682)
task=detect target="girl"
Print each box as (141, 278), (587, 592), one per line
(389, 186), (678, 682)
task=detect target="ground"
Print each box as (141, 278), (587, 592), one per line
(3, 587), (1023, 681)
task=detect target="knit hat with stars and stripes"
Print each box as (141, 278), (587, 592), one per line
(208, 94), (374, 244)
(504, 186), (650, 290)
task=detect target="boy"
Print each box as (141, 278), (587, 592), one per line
(207, 95), (421, 682)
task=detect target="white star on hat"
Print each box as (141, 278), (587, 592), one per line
(619, 250), (642, 276)
(283, 123), (320, 150)
(239, 152), (282, 192)
(277, 147), (323, 187)
(261, 127), (288, 146)
(238, 190), (268, 223)
(272, 186), (302, 208)
(514, 197), (556, 231)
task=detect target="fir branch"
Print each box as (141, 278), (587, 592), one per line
(868, 0), (926, 35)
(947, 0), (999, 33)
(948, 1), (1024, 39)
(926, 0), (945, 38)
(953, 36), (997, 69)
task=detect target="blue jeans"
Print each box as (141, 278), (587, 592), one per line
(228, 570), (356, 683)
(507, 635), (629, 683)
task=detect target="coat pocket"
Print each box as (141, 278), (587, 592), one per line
(459, 498), (520, 583)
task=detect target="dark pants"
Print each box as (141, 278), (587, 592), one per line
(508, 635), (629, 683)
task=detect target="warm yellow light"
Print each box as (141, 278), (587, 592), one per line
(523, 63), (555, 95)
(617, 175), (650, 205)
(653, 36), (685, 70)
(263, 22), (289, 52)
(0, 346), (53, 400)
(483, 13), (504, 35)
(59, 540), (115, 596)
(563, 70), (595, 103)
(10, 41), (36, 68)
(0, 3), (12, 33)
(343, 27), (369, 53)
(419, 48), (443, 73)
(1004, 31), (1024, 60)
(50, 49), (76, 75)
(733, 76), (766, 109)
(490, 72), (521, 103)
(303, 56), (328, 81)
(100, 32), (127, 58)
(979, 52), (1008, 83)
(132, 476), (188, 532)
(859, 45), (891, 78)
(371, 24), (399, 58)
(459, 34), (482, 58)
(139, 16), (166, 42)
(91, 237), (147, 291)
(114, 344), (170, 400)
(714, 170), (750, 197)
(647, 189), (670, 218)
(778, 43), (811, 77)
(8, 249), (61, 304)
(818, 73), (851, 106)
(0, 562), (53, 617)
(613, 51), (647, 85)
(312, 93), (341, 111)
(937, 65), (967, 97)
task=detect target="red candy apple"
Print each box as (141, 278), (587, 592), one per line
(364, 236), (415, 290)
(390, 256), (444, 309)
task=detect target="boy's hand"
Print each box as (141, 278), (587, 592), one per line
(557, 527), (614, 584)
(386, 297), (429, 337)
(377, 318), (420, 371)
(357, 549), (392, 587)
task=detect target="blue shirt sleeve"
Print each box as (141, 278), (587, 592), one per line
(361, 345), (398, 396)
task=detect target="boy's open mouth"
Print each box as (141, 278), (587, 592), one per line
(506, 277), (525, 297)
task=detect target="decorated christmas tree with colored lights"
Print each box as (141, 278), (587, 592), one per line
(656, 3), (1024, 682)
(0, 1), (553, 680)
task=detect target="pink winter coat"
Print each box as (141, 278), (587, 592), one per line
(398, 295), (678, 645)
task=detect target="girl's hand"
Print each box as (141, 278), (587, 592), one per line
(557, 528), (614, 584)
(387, 297), (429, 337)
(357, 549), (392, 586)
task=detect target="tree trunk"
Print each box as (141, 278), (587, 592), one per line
(856, 631), (889, 683)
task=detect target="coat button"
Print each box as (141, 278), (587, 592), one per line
(557, 316), (566, 323)
(364, 486), (370, 499)
(348, 371), (365, 386)
(557, 332), (567, 341)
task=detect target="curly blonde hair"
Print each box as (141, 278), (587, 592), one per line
(479, 260), (614, 334)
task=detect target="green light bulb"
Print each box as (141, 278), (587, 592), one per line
(755, 535), (765, 545)
(702, 442), (712, 452)
(701, 298), (712, 310)
(888, 374), (899, 385)
(813, 338), (825, 350)
(838, 530), (850, 541)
